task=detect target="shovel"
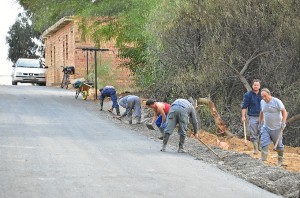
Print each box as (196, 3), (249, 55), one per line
(242, 121), (249, 151)
(196, 136), (227, 160)
(243, 121), (247, 145)
(273, 128), (284, 151)
(146, 123), (155, 130)
(113, 116), (122, 120)
(274, 113), (288, 151)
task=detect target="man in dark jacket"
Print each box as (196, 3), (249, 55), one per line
(161, 98), (198, 153)
(99, 85), (120, 116)
(241, 79), (262, 154)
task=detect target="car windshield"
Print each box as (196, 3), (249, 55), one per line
(17, 59), (41, 68)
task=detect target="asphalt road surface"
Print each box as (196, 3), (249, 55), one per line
(0, 85), (280, 198)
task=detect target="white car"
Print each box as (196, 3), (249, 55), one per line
(12, 58), (48, 86)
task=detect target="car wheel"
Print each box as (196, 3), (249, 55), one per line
(12, 81), (17, 85)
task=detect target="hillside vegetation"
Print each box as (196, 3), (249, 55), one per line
(18, 0), (299, 146)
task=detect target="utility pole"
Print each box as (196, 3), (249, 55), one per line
(78, 47), (109, 100)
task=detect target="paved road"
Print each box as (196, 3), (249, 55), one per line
(0, 85), (280, 198)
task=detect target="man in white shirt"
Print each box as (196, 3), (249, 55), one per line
(259, 88), (288, 166)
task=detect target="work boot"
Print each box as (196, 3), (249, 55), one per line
(161, 133), (170, 152)
(136, 117), (141, 124)
(158, 127), (164, 140)
(253, 142), (259, 154)
(261, 146), (268, 161)
(116, 107), (120, 116)
(178, 135), (186, 153)
(277, 150), (284, 167)
(99, 100), (103, 111)
(258, 136), (262, 151)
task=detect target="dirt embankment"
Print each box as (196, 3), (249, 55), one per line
(198, 131), (300, 173)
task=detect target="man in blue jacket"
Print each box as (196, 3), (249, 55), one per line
(241, 79), (262, 154)
(99, 85), (120, 116)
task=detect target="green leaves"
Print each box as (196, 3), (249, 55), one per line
(13, 0), (300, 144)
(6, 12), (42, 63)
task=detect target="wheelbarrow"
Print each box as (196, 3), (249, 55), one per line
(73, 80), (94, 100)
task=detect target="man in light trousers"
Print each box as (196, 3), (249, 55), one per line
(259, 88), (287, 167)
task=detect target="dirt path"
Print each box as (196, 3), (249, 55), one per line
(197, 131), (300, 173)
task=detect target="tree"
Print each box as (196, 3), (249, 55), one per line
(16, 0), (300, 146)
(143, 0), (300, 145)
(17, 0), (160, 74)
(6, 12), (42, 63)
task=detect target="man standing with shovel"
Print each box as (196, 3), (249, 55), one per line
(259, 88), (287, 167)
(241, 79), (262, 154)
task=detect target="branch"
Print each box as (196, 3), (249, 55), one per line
(198, 98), (233, 137)
(224, 50), (272, 91)
(222, 59), (251, 91)
(287, 114), (300, 124)
(240, 50), (271, 75)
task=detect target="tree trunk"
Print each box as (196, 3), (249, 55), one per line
(197, 98), (233, 137)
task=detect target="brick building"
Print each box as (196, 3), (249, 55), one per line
(41, 16), (132, 91)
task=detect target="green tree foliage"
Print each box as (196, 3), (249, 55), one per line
(18, 0), (88, 31)
(143, 0), (300, 145)
(6, 12), (42, 63)
(18, 0), (160, 81)
(17, 0), (300, 145)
